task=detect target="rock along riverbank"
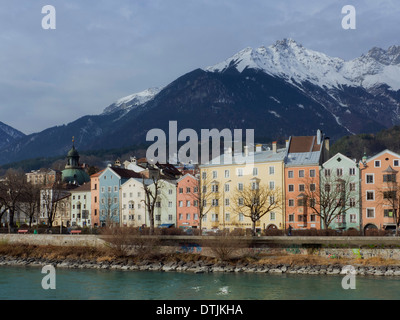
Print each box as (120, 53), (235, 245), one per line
(2, 255), (400, 277)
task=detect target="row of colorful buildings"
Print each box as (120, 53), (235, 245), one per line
(17, 130), (400, 233)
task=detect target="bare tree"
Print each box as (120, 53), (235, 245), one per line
(0, 169), (27, 230)
(17, 182), (41, 228)
(377, 167), (400, 235)
(192, 170), (221, 235)
(231, 183), (283, 236)
(142, 176), (164, 235)
(100, 190), (119, 227)
(40, 182), (69, 228)
(302, 173), (359, 230)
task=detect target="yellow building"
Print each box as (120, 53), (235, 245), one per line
(199, 142), (286, 233)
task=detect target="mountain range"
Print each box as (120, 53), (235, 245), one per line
(1, 38), (400, 165)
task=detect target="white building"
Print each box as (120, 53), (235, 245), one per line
(70, 182), (91, 227)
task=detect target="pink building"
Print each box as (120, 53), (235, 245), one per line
(176, 174), (200, 229)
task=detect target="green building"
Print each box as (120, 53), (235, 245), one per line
(61, 141), (90, 186)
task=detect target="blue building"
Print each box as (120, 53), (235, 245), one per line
(98, 165), (142, 226)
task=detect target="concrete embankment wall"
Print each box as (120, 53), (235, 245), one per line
(1, 234), (400, 260)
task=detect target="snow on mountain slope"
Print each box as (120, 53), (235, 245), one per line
(206, 39), (400, 91)
(102, 87), (162, 115)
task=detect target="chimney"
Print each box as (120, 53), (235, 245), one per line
(323, 137), (330, 161)
(244, 146), (249, 157)
(285, 140), (289, 149)
(225, 147), (232, 154)
(272, 141), (277, 153)
(317, 129), (322, 144)
(256, 144), (262, 152)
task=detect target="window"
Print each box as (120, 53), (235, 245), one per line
(288, 214), (294, 222)
(288, 199), (294, 207)
(179, 201), (183, 207)
(239, 213), (244, 222)
(366, 174), (374, 184)
(212, 184), (219, 193)
(299, 170), (304, 178)
(299, 184), (305, 192)
(179, 213), (183, 220)
(325, 169), (331, 177)
(384, 209), (396, 217)
(225, 184), (230, 192)
(270, 211), (275, 220)
(253, 167), (258, 176)
(212, 199), (219, 206)
(349, 183), (356, 192)
(288, 184), (294, 192)
(349, 168), (356, 176)
(297, 198), (306, 206)
(238, 183), (243, 191)
(336, 168), (343, 177)
(269, 181), (275, 190)
(211, 214), (218, 222)
(349, 198), (356, 207)
(237, 168), (243, 177)
(309, 169), (316, 178)
(374, 160), (381, 168)
(366, 208), (375, 218)
(186, 213), (190, 220)
(269, 166), (275, 175)
(168, 201), (173, 208)
(225, 213), (230, 222)
(202, 172), (206, 180)
(186, 187), (191, 193)
(225, 198), (230, 206)
(383, 174), (397, 183)
(394, 160), (400, 167)
(186, 200), (191, 207)
(251, 182), (259, 190)
(310, 183), (316, 192)
(384, 191), (396, 200)
(350, 214), (356, 223)
(224, 170), (230, 178)
(213, 171), (217, 179)
(288, 170), (294, 178)
(366, 191), (374, 201)
(179, 188), (183, 194)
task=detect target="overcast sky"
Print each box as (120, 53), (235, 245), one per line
(1, 0), (399, 134)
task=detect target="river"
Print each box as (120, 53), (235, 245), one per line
(1, 265), (399, 300)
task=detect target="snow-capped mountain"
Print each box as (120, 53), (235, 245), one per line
(102, 87), (162, 115)
(206, 38), (400, 91)
(0, 121), (25, 149)
(1, 39), (400, 165)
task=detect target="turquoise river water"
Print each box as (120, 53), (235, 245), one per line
(0, 265), (399, 300)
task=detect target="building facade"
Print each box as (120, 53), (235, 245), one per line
(321, 153), (361, 230)
(120, 177), (148, 227)
(360, 149), (400, 232)
(176, 174), (200, 229)
(284, 130), (329, 230)
(200, 142), (286, 233)
(70, 182), (91, 227)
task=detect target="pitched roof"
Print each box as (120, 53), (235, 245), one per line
(110, 167), (144, 179)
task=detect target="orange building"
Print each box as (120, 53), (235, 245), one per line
(359, 149), (400, 233)
(284, 130), (330, 230)
(90, 169), (104, 227)
(176, 173), (200, 229)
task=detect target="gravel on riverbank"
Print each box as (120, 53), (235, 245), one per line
(2, 255), (400, 277)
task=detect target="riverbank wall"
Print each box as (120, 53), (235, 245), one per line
(1, 234), (400, 260)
